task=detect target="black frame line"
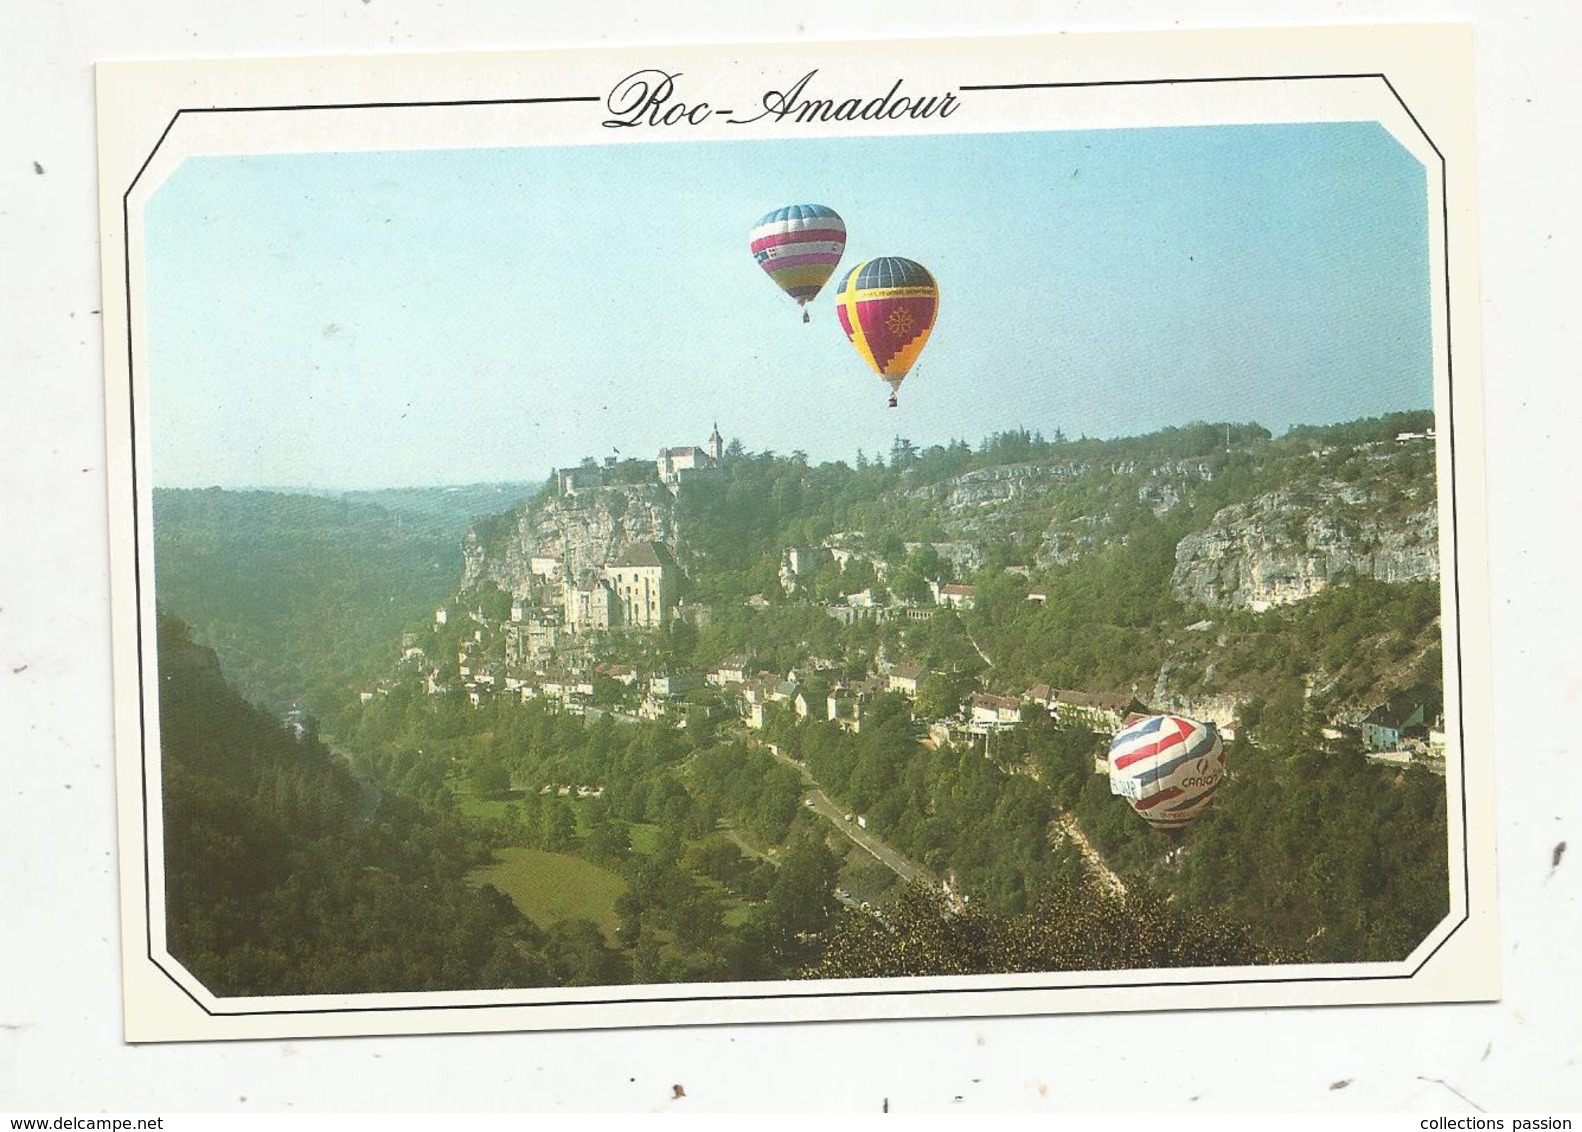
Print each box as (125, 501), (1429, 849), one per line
(178, 96), (602, 113)
(117, 72), (1470, 1024)
(958, 72), (1386, 91)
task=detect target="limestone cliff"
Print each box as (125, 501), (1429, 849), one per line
(460, 483), (676, 598)
(1170, 482), (1439, 611)
(898, 458), (1213, 570)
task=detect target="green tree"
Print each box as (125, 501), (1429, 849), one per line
(585, 816), (632, 863)
(471, 760), (510, 798)
(540, 798), (577, 851)
(916, 671), (971, 719)
(888, 567), (932, 606)
(767, 836), (841, 938)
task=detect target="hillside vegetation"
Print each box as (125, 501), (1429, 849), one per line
(157, 615), (574, 994)
(152, 484), (537, 714)
(658, 412), (1439, 722)
(150, 411), (1450, 989)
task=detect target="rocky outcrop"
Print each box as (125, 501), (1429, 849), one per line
(1171, 484), (1438, 611)
(902, 540), (982, 577)
(1137, 459), (1213, 517)
(905, 458), (1220, 569)
(461, 484), (674, 598)
(1150, 690), (1251, 738)
(1035, 515), (1112, 569)
(910, 462), (1089, 512)
(1149, 656), (1250, 734)
(955, 463), (1078, 505)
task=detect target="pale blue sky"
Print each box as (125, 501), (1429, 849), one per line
(144, 122), (1432, 489)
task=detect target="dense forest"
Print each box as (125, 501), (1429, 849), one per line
(164, 613), (1326, 995)
(162, 626), (1444, 994)
(747, 691), (1447, 963)
(158, 615), (557, 993)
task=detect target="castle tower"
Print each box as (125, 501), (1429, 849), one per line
(708, 422), (724, 463)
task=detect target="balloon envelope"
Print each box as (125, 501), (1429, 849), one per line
(1107, 714), (1227, 833)
(749, 204), (847, 309)
(834, 257), (939, 395)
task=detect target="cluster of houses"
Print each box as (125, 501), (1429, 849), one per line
(441, 541), (684, 675)
(371, 585), (1444, 773)
(363, 434), (1445, 772)
(377, 603), (1163, 755)
(720, 653), (1152, 749)
(368, 609), (1446, 779)
(370, 619), (1444, 778)
(778, 537), (983, 624)
(776, 536), (1071, 629)
(391, 548), (998, 725)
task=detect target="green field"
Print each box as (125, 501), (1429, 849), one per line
(455, 791), (517, 823)
(469, 848), (627, 942)
(627, 821), (662, 856)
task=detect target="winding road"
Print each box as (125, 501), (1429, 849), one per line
(761, 742), (936, 889)
(751, 736), (1126, 904)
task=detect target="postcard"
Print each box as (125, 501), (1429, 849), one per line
(97, 24), (1494, 1041)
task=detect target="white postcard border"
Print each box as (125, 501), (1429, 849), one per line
(98, 24), (1495, 1042)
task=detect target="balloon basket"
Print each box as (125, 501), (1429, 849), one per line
(803, 309), (810, 324)
(887, 394), (898, 408)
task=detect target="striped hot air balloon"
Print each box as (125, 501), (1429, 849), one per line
(1107, 713), (1227, 834)
(749, 204), (847, 322)
(834, 257), (939, 407)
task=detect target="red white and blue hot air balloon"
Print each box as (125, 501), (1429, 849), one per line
(749, 203), (847, 322)
(1107, 713), (1227, 834)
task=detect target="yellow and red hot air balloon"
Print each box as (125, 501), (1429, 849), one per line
(749, 204), (847, 323)
(834, 257), (939, 407)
